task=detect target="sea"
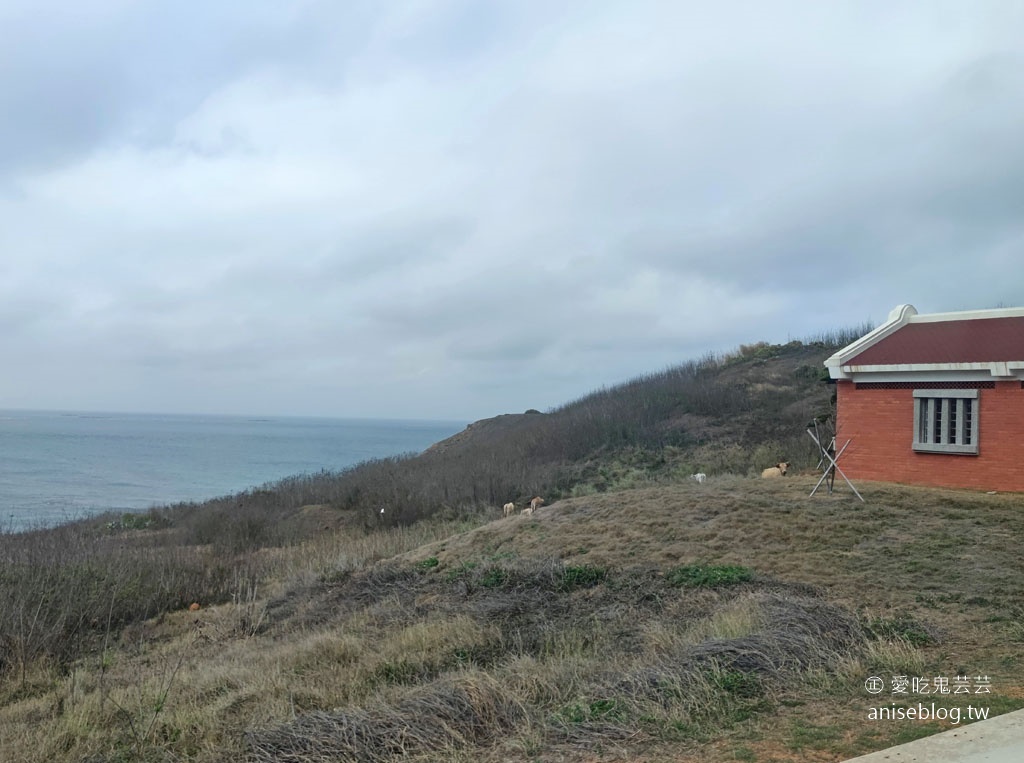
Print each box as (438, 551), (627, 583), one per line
(0, 410), (465, 532)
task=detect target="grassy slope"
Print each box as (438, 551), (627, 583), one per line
(2, 477), (1022, 762)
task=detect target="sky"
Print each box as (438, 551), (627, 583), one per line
(1, 1), (1022, 421)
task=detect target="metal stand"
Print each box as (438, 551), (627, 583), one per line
(809, 418), (836, 492)
(807, 427), (864, 502)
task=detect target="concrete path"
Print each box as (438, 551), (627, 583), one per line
(842, 708), (1024, 762)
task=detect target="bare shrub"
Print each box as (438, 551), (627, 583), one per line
(246, 673), (526, 762)
(0, 526), (239, 680)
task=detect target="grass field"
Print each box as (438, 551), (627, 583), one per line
(1, 474), (1022, 762)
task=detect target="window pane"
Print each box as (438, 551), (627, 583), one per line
(950, 400), (958, 444)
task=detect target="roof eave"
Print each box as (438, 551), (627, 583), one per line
(910, 306), (1024, 322)
(839, 361), (1024, 383)
(824, 304), (917, 379)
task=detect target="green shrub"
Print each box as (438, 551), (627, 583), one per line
(479, 566), (510, 589)
(444, 561), (478, 582)
(716, 670), (765, 699)
(559, 564), (608, 590)
(666, 564), (753, 588)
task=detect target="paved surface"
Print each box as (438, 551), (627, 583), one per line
(842, 708), (1024, 762)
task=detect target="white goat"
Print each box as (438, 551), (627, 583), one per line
(503, 502), (515, 518)
(761, 462), (790, 478)
(690, 473), (707, 483)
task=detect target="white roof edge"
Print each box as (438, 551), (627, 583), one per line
(908, 305), (1024, 322)
(824, 304), (917, 376)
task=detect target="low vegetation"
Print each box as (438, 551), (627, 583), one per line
(2, 326), (1021, 761)
(667, 564), (755, 588)
(2, 477), (1021, 762)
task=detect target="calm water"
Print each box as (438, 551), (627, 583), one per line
(0, 410), (465, 532)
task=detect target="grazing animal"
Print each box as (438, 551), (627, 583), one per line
(761, 462), (790, 478)
(521, 505), (534, 516)
(503, 501), (515, 518)
(188, 602), (201, 612)
(690, 473), (707, 483)
(529, 496), (544, 512)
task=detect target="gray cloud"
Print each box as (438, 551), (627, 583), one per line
(1, 1), (1022, 419)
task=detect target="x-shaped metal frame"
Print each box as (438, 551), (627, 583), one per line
(806, 430), (865, 502)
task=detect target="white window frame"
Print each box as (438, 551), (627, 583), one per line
(912, 389), (979, 455)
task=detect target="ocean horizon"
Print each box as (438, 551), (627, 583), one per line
(0, 409), (466, 532)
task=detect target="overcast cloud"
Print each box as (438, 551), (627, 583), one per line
(1, 1), (1022, 420)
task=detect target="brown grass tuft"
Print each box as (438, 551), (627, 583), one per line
(245, 673), (526, 762)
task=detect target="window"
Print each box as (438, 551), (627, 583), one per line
(913, 389), (979, 454)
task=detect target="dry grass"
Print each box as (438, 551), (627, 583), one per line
(1, 476), (1022, 762)
(246, 672), (527, 763)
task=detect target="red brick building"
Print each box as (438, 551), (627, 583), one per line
(824, 304), (1024, 492)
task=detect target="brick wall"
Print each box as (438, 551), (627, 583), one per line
(835, 380), (1024, 492)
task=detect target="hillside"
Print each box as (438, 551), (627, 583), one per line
(290, 334), (857, 529)
(3, 477), (1021, 762)
(423, 339), (838, 482)
(6, 327), (1022, 761)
